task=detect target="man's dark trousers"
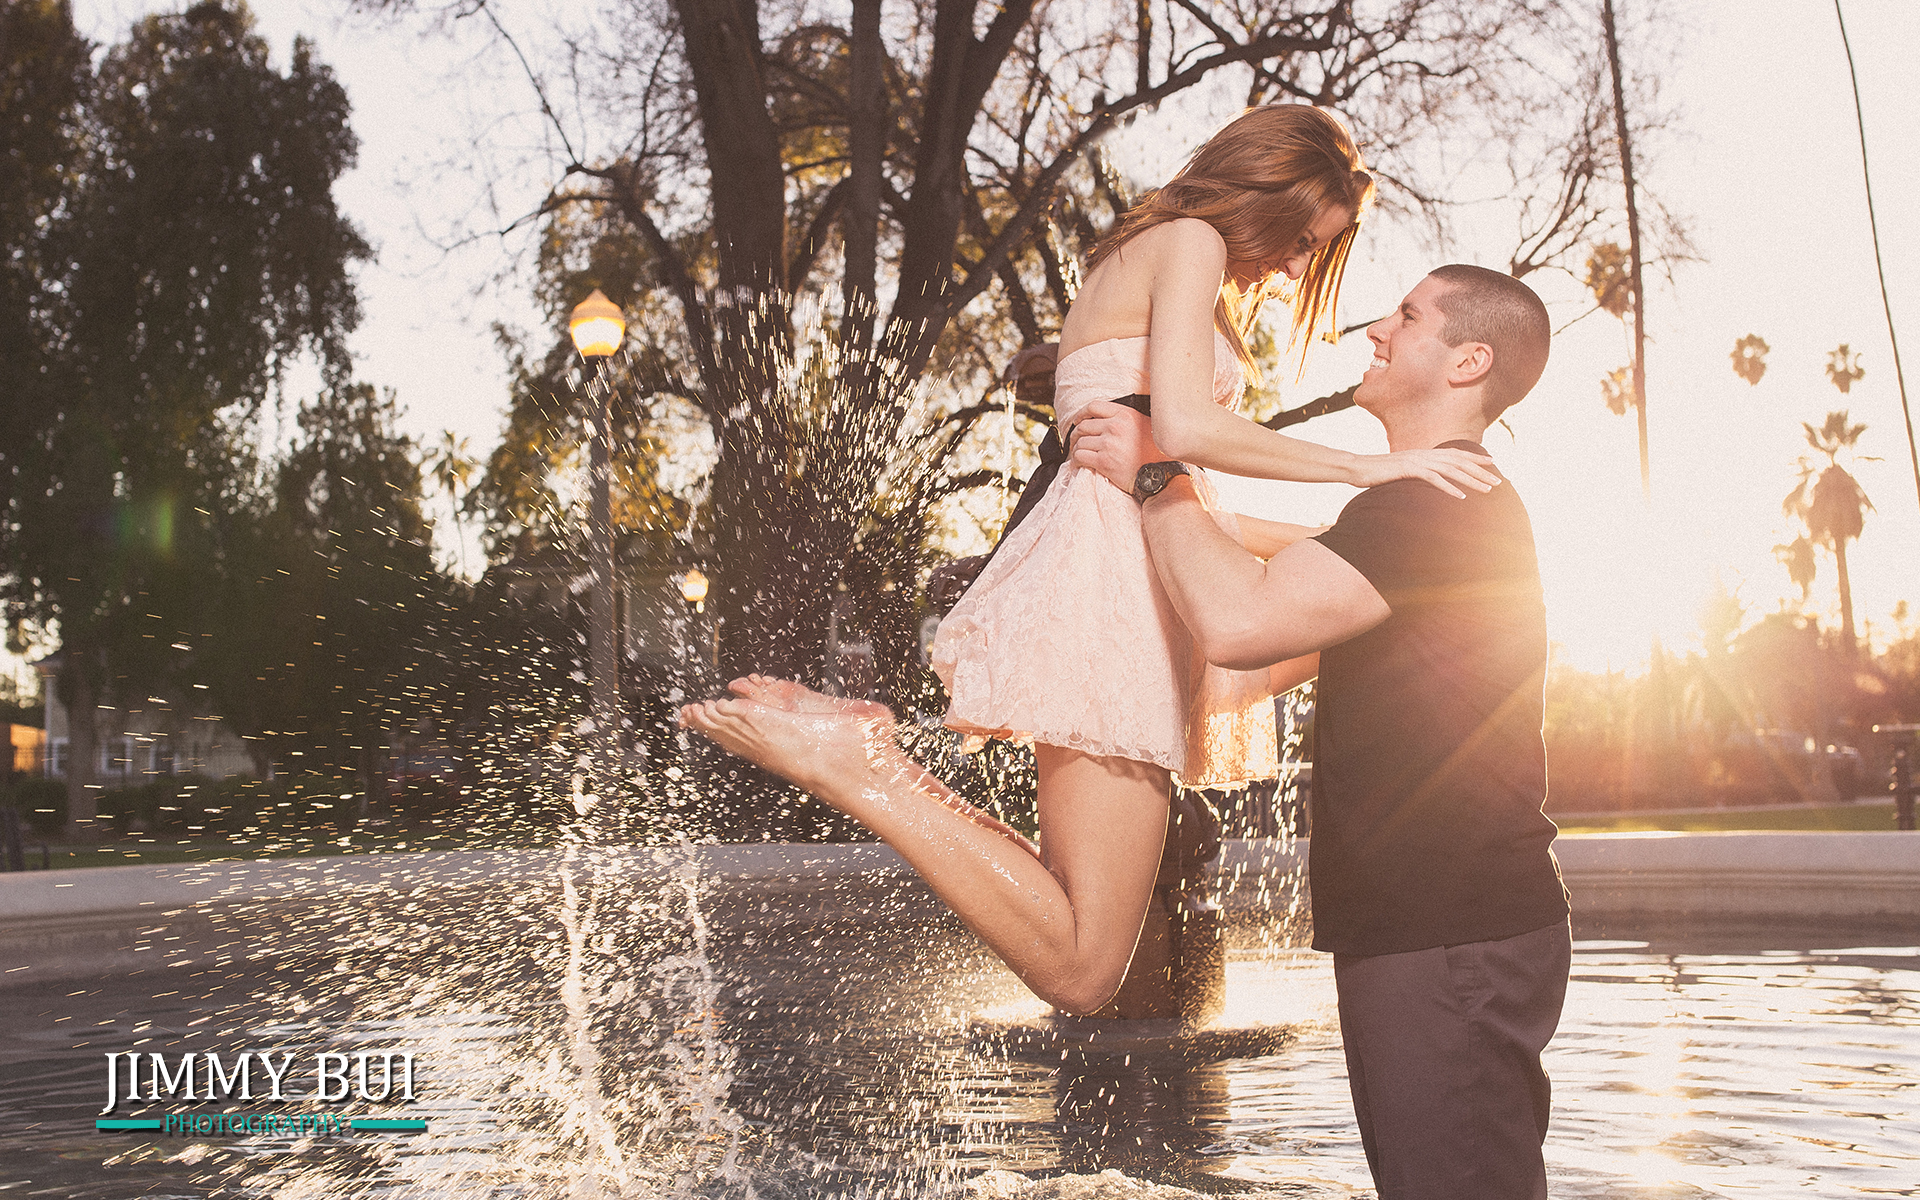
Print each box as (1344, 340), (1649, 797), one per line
(1334, 920), (1572, 1200)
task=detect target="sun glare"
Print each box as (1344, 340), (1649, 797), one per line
(1543, 503), (1719, 674)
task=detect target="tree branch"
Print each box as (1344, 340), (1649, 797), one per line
(602, 162), (722, 415)
(928, 467), (1007, 500)
(932, 397), (1054, 434)
(788, 176), (850, 292)
(928, 24), (1341, 350)
(473, 0), (582, 166)
(964, 188), (1042, 344)
(1260, 385), (1359, 430)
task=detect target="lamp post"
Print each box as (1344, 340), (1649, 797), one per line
(680, 567), (714, 673)
(569, 289), (625, 773)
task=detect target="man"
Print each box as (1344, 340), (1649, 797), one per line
(1071, 263), (1569, 1199)
(681, 263), (1569, 1197)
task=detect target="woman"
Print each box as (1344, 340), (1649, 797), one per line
(681, 105), (1496, 1015)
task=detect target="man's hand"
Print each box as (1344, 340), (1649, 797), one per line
(1068, 401), (1171, 493)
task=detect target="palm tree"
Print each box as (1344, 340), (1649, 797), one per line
(427, 430), (477, 574)
(1782, 410), (1874, 654)
(1772, 534), (1816, 602)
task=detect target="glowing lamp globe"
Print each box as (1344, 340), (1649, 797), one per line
(569, 289), (626, 358)
(680, 568), (709, 606)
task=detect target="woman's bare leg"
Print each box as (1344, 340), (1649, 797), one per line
(1031, 743), (1174, 1012)
(679, 690), (1170, 1014)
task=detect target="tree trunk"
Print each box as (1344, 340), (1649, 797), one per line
(1135, 0), (1152, 92)
(673, 0), (788, 298)
(1808, 645), (1841, 805)
(1833, 0), (1920, 523)
(1601, 0), (1650, 498)
(1834, 535), (1857, 655)
(841, 0), (885, 348)
(709, 429), (831, 684)
(889, 0), (1035, 369)
(61, 649), (101, 840)
(1603, 0), (1677, 794)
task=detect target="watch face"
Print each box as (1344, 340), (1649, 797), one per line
(1133, 461), (1187, 501)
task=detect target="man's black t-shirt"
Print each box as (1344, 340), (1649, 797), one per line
(1309, 442), (1568, 957)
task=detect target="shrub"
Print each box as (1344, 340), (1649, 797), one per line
(6, 778), (68, 838)
(95, 781), (164, 834)
(196, 776), (295, 836)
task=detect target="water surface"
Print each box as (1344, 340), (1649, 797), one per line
(4, 883), (1914, 1198)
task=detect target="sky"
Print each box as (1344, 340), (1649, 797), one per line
(44, 0), (1920, 684)
(1202, 0), (1920, 672)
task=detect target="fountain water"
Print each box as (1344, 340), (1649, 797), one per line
(7, 840), (1917, 1198)
(5, 318), (1917, 1198)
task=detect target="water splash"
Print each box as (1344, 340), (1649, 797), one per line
(5, 297), (1349, 1198)
(554, 838), (631, 1192)
(644, 840), (751, 1197)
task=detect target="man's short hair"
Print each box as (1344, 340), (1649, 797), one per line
(1426, 265), (1550, 421)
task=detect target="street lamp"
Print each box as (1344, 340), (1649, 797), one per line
(679, 567), (708, 611)
(568, 288), (625, 357)
(570, 289), (625, 770)
(679, 568), (715, 671)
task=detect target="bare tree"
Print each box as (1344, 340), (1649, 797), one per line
(360, 0), (1670, 687)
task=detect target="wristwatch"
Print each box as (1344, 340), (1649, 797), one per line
(1132, 461), (1190, 503)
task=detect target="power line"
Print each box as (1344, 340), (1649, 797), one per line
(1834, 0), (1919, 518)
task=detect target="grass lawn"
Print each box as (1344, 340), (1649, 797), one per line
(1554, 801), (1905, 834)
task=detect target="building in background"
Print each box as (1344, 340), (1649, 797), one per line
(8, 724), (44, 775)
(32, 655), (257, 783)
(494, 536), (709, 678)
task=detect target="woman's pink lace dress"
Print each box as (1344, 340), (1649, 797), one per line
(929, 332), (1280, 788)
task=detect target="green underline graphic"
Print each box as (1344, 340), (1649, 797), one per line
(95, 1116), (427, 1134)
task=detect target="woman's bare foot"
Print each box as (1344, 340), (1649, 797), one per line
(725, 674), (893, 721)
(676, 697), (904, 807)
(691, 683), (1035, 854)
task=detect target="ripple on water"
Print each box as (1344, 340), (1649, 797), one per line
(1544, 942), (1920, 1199)
(4, 906), (1916, 1198)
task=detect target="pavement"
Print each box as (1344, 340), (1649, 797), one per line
(2, 833), (1917, 986)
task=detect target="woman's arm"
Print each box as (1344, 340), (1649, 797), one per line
(1073, 406), (1386, 672)
(1140, 221), (1499, 498)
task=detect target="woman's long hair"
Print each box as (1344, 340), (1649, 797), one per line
(1087, 105), (1374, 370)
